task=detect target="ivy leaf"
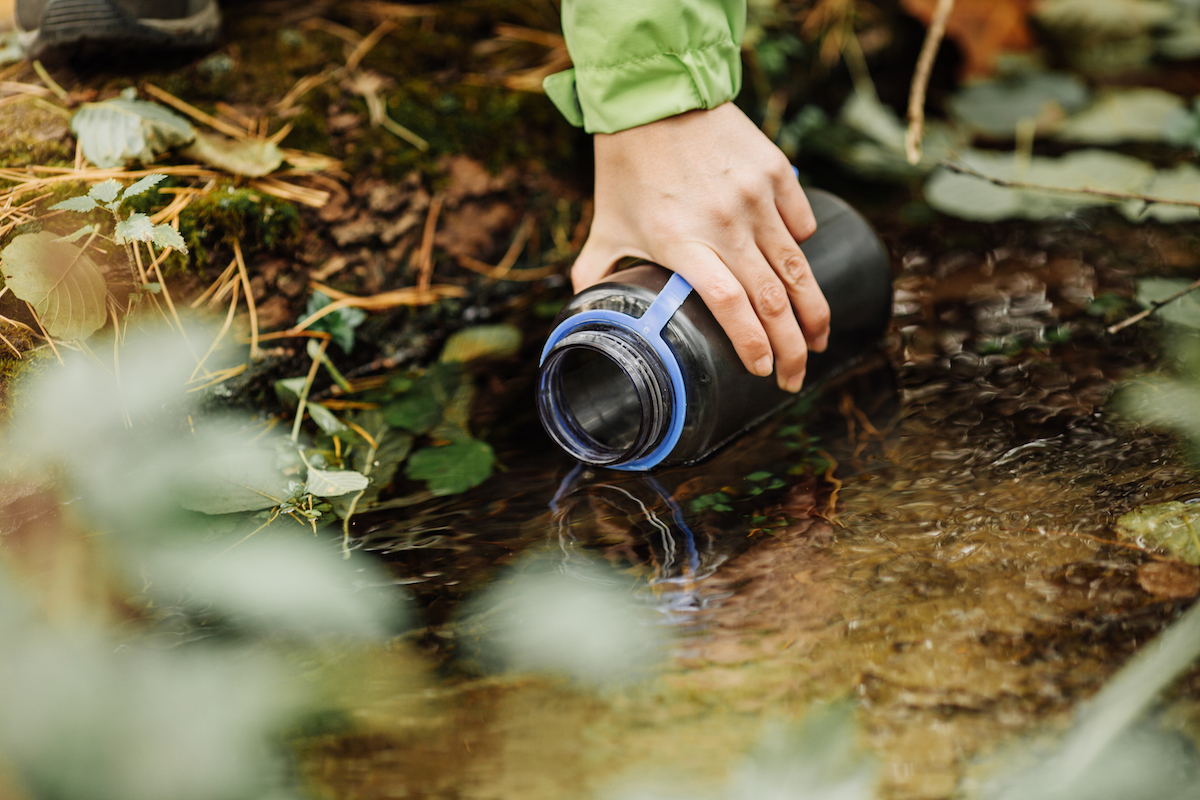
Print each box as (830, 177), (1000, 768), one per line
(88, 179), (122, 205)
(121, 173), (167, 201)
(150, 222), (188, 253)
(305, 467), (370, 498)
(70, 95), (195, 169)
(0, 231), (107, 341)
(404, 438), (494, 496)
(50, 195), (98, 213)
(114, 212), (155, 244)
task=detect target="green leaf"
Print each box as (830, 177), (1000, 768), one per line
(0, 232), (107, 341)
(924, 149), (1155, 222)
(1120, 165), (1200, 224)
(274, 376), (308, 407)
(439, 324), (522, 362)
(70, 96), (195, 168)
(305, 467), (370, 498)
(948, 72), (1089, 139)
(181, 130), (285, 177)
(1054, 88), (1186, 144)
(383, 363), (462, 434)
(404, 438), (494, 496)
(331, 409), (414, 515)
(428, 381), (475, 442)
(121, 173), (167, 200)
(300, 291), (367, 353)
(176, 446), (294, 514)
(113, 212), (155, 245)
(1116, 502), (1200, 564)
(307, 402), (349, 437)
(88, 179), (122, 205)
(1136, 277), (1200, 328)
(150, 222), (188, 253)
(746, 471), (773, 482)
(50, 195), (98, 213)
(56, 225), (94, 243)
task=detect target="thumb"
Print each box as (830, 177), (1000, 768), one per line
(571, 237), (622, 292)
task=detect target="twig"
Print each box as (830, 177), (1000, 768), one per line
(25, 301), (62, 364)
(939, 160), (1200, 209)
(292, 338), (329, 443)
(904, 0), (955, 165)
(191, 258), (238, 309)
(143, 83), (252, 141)
(490, 213), (534, 279)
(417, 195), (443, 295)
(1108, 274), (1200, 334)
(345, 19), (397, 71)
(31, 61), (68, 101)
(232, 239), (261, 358)
(189, 280), (239, 382)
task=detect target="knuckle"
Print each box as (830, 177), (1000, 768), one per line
(756, 280), (790, 318)
(705, 278), (745, 312)
(777, 251), (811, 285)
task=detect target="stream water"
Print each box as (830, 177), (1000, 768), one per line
(302, 214), (1200, 799)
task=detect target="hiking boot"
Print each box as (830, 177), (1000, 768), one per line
(15, 0), (221, 58)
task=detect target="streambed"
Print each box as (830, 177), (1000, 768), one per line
(303, 215), (1200, 799)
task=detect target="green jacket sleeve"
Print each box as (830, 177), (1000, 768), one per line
(543, 0), (746, 134)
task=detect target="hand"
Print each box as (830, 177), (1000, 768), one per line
(573, 102), (830, 393)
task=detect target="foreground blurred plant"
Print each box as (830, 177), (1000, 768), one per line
(0, 328), (420, 800)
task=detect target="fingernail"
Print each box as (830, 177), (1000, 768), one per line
(754, 355), (773, 376)
(785, 373), (805, 393)
(815, 333), (829, 353)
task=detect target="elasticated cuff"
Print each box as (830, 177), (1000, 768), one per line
(543, 39), (742, 134)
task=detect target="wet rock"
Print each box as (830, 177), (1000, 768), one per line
(1137, 561), (1200, 599)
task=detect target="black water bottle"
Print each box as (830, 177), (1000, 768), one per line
(537, 189), (892, 471)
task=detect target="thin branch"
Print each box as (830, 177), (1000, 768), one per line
(292, 338), (329, 443)
(1107, 274), (1200, 334)
(31, 60), (68, 101)
(232, 239), (261, 359)
(417, 195), (443, 295)
(905, 0), (956, 165)
(939, 160), (1200, 209)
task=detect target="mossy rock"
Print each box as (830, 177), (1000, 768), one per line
(1116, 502), (1200, 564)
(0, 100), (73, 168)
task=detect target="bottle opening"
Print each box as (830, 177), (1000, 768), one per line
(558, 348), (642, 453)
(537, 326), (674, 467)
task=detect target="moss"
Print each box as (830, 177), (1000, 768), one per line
(0, 99), (74, 169)
(176, 183), (300, 268)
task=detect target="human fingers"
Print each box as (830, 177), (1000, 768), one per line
(725, 245), (811, 392)
(772, 165), (818, 244)
(662, 241), (775, 379)
(570, 235), (622, 293)
(760, 220), (831, 354)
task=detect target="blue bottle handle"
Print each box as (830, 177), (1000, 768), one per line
(539, 273), (693, 471)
